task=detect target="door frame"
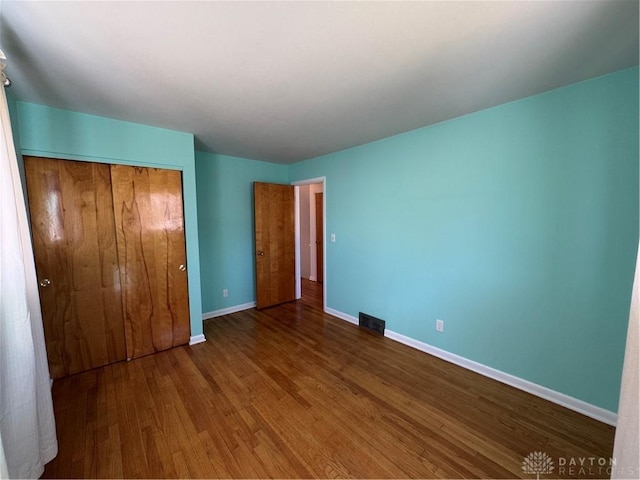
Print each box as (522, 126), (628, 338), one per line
(292, 176), (326, 309)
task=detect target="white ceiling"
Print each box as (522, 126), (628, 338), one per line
(1, 1), (638, 164)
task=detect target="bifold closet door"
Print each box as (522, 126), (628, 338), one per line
(24, 156), (127, 379)
(110, 165), (190, 359)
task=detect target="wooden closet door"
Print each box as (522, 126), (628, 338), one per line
(110, 165), (190, 359)
(24, 156), (127, 378)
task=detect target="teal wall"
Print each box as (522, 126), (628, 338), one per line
(289, 67), (639, 411)
(10, 67), (637, 412)
(13, 102), (204, 338)
(195, 152), (288, 314)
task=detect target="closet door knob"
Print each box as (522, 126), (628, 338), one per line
(39, 278), (51, 287)
(179, 264), (186, 271)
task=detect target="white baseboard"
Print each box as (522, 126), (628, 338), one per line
(309, 276), (317, 282)
(202, 301), (256, 320)
(325, 307), (358, 325)
(189, 334), (206, 345)
(323, 308), (617, 426)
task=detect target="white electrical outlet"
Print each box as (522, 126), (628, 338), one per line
(436, 319), (444, 332)
(223, 289), (229, 297)
(331, 233), (336, 243)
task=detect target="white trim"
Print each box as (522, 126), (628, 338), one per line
(325, 307), (358, 325)
(294, 186), (302, 299)
(385, 329), (617, 426)
(322, 181), (327, 310)
(292, 176), (327, 309)
(309, 275), (317, 282)
(202, 301), (256, 319)
(189, 334), (206, 345)
(291, 177), (325, 186)
(322, 308), (617, 426)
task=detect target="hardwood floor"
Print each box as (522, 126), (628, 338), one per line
(43, 279), (614, 478)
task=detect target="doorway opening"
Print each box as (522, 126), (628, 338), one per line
(293, 177), (326, 309)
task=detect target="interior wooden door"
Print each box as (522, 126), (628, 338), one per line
(315, 192), (324, 284)
(24, 156), (127, 379)
(254, 182), (296, 308)
(111, 165), (190, 359)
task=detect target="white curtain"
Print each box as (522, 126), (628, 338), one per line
(0, 52), (58, 478)
(612, 245), (640, 479)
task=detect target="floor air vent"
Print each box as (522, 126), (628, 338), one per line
(359, 312), (385, 335)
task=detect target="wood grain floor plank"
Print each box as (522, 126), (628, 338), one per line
(43, 279), (615, 478)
